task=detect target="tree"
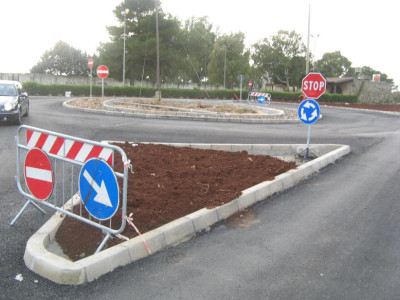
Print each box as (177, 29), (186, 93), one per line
(208, 32), (250, 89)
(98, 0), (183, 84)
(358, 66), (393, 84)
(316, 51), (352, 77)
(180, 17), (216, 85)
(31, 41), (92, 76)
(251, 30), (307, 90)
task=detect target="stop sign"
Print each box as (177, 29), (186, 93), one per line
(88, 58), (93, 68)
(302, 72), (326, 99)
(97, 65), (109, 79)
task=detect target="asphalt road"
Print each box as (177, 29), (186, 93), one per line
(1, 97), (400, 299)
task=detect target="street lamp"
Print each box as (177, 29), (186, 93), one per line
(311, 34), (320, 71)
(223, 46), (226, 89)
(121, 8), (129, 86)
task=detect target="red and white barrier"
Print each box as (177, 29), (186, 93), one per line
(250, 92), (271, 98)
(27, 130), (113, 165)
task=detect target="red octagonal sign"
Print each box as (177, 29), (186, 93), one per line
(24, 148), (54, 200)
(302, 72), (326, 99)
(97, 65), (109, 79)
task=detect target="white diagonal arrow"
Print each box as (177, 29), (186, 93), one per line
(83, 170), (112, 207)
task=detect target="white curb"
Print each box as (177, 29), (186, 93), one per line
(24, 143), (350, 284)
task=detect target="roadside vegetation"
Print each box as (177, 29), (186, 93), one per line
(29, 0), (394, 94)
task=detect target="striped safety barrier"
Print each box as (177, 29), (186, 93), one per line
(27, 129), (113, 165)
(250, 92), (271, 98)
(13, 126), (128, 254)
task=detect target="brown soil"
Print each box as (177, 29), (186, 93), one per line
(115, 99), (262, 114)
(70, 97), (400, 113)
(55, 143), (297, 261)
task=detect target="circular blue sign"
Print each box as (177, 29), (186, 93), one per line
(298, 99), (320, 125)
(258, 96), (266, 104)
(79, 158), (120, 220)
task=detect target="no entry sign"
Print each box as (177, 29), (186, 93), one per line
(302, 72), (326, 99)
(97, 65), (109, 79)
(88, 58), (94, 68)
(24, 148), (54, 200)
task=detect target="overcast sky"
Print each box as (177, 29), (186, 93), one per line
(2, 0), (398, 86)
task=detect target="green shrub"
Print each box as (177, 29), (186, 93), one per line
(22, 82), (357, 103)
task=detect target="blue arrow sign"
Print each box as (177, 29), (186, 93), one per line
(298, 99), (320, 125)
(258, 95), (266, 104)
(79, 158), (119, 220)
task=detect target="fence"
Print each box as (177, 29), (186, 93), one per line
(12, 125), (130, 253)
(248, 92), (272, 104)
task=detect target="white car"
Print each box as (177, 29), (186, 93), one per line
(0, 80), (29, 124)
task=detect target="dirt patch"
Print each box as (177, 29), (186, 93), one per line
(55, 143), (297, 261)
(114, 99), (262, 114)
(68, 97), (400, 113)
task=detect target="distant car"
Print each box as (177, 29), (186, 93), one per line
(0, 80), (29, 124)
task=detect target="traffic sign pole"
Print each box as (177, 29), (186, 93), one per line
(96, 65), (109, 98)
(102, 78), (104, 97)
(90, 67), (93, 99)
(90, 67), (93, 98)
(305, 125), (312, 159)
(298, 98), (321, 160)
(88, 58), (94, 99)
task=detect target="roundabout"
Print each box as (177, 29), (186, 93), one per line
(64, 97), (299, 123)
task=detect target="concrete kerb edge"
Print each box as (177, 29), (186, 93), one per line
(63, 98), (299, 124)
(24, 143), (351, 285)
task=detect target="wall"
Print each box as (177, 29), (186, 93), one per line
(0, 73), (220, 90)
(353, 80), (393, 103)
(1, 72), (127, 87)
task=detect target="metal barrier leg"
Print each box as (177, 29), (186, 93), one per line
(31, 201), (46, 214)
(96, 233), (111, 253)
(10, 199), (46, 225)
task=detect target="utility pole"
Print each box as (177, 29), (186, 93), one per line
(306, 4), (311, 75)
(223, 46), (226, 89)
(311, 34), (320, 71)
(155, 0), (161, 100)
(121, 9), (129, 86)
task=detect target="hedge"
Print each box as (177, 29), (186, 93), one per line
(23, 81), (358, 103)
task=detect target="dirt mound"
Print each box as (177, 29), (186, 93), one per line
(55, 143), (297, 261)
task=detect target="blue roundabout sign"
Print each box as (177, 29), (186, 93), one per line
(298, 99), (320, 125)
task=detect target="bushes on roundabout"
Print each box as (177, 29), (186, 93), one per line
(23, 81), (358, 104)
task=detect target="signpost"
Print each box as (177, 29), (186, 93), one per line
(88, 58), (93, 98)
(79, 158), (119, 220)
(238, 74), (244, 100)
(300, 72), (325, 159)
(97, 65), (109, 97)
(248, 80), (254, 93)
(24, 148), (54, 200)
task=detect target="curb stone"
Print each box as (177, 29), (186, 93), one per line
(24, 143), (351, 284)
(63, 98), (299, 124)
